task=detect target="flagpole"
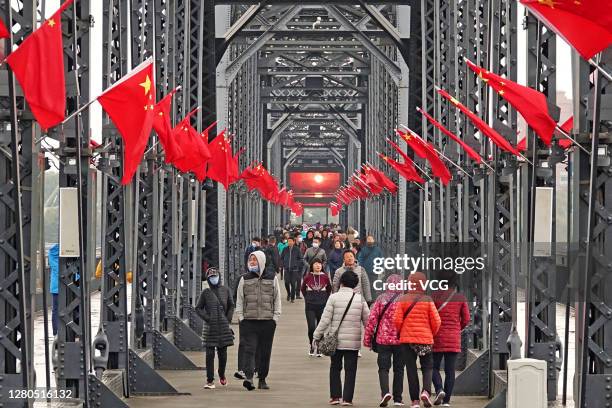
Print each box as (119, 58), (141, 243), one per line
(61, 98), (97, 125)
(555, 125), (591, 155)
(588, 58), (612, 82)
(399, 124), (473, 179)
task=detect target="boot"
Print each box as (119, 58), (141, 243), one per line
(258, 379), (270, 390)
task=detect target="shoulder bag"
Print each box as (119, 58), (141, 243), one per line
(318, 293), (356, 356)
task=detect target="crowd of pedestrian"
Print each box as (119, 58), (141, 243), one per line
(192, 222), (470, 408)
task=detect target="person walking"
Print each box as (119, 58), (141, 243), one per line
(244, 237), (261, 267)
(394, 272), (441, 408)
(431, 282), (470, 406)
(281, 236), (303, 303)
(363, 274), (405, 407)
(320, 229), (333, 255)
(303, 237), (328, 272)
(48, 243), (60, 336)
(327, 240), (344, 279)
(195, 268), (235, 389)
(301, 258), (332, 356)
(313, 271), (370, 406)
(304, 230), (315, 248)
(235, 251), (282, 391)
(357, 235), (384, 287)
(332, 250), (372, 304)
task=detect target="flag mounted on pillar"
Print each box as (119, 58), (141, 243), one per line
(364, 165), (398, 194)
(5, 0), (75, 130)
(330, 202), (340, 217)
(153, 88), (184, 164)
(465, 59), (556, 146)
(172, 110), (207, 181)
(98, 58), (156, 184)
(207, 130), (236, 190)
(379, 152), (425, 184)
(437, 88), (522, 157)
(520, 0), (612, 60)
(417, 107), (482, 163)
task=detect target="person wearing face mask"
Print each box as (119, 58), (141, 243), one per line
(235, 251), (282, 391)
(296, 234), (308, 256)
(327, 240), (345, 280)
(195, 268), (235, 389)
(244, 237), (261, 269)
(301, 258), (332, 356)
(277, 233), (289, 257)
(303, 237), (328, 276)
(281, 236), (303, 303)
(358, 235), (384, 295)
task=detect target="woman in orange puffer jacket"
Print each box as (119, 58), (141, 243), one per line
(393, 272), (441, 408)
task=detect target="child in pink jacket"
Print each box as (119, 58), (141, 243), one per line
(363, 274), (404, 407)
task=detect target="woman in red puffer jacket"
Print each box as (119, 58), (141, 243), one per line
(363, 274), (404, 407)
(431, 282), (470, 406)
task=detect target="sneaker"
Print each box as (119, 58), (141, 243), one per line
(358, 351), (362, 358)
(287, 295), (290, 301)
(258, 379), (270, 390)
(316, 353), (323, 357)
(433, 391), (446, 406)
(291, 299), (295, 303)
(380, 393), (393, 407)
(441, 404), (451, 407)
(309, 346), (315, 356)
(329, 398), (341, 405)
(341, 402), (353, 406)
(393, 402), (405, 406)
(204, 382), (215, 389)
(219, 377), (227, 386)
(243, 379), (255, 391)
(420, 390), (432, 407)
(410, 401), (420, 408)
(234, 370), (245, 380)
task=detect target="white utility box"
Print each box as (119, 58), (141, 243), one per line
(507, 358), (547, 408)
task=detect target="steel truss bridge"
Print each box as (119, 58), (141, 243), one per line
(0, 0), (610, 407)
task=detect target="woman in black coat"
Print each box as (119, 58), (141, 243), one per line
(196, 268), (235, 389)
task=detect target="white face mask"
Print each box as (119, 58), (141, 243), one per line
(312, 243), (320, 249)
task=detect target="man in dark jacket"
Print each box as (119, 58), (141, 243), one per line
(244, 237), (261, 267)
(195, 268), (235, 388)
(281, 236), (303, 302)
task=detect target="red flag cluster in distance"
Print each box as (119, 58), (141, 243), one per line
(396, 129), (452, 185)
(331, 164), (398, 214)
(239, 163), (300, 214)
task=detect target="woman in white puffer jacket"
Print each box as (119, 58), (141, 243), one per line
(314, 271), (370, 406)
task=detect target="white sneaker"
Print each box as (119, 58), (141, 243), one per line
(393, 402), (405, 406)
(204, 382), (215, 389)
(358, 351), (362, 358)
(316, 353), (323, 357)
(379, 393), (392, 407)
(309, 346), (315, 356)
(441, 404), (451, 407)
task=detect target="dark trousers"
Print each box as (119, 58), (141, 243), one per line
(305, 304), (325, 345)
(402, 344), (433, 401)
(330, 349), (359, 402)
(377, 345), (404, 402)
(240, 320), (276, 381)
(432, 352), (458, 403)
(206, 346), (228, 383)
(52, 294), (59, 336)
(289, 277), (300, 301)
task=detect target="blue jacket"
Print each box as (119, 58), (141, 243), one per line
(357, 244), (383, 275)
(48, 244), (59, 294)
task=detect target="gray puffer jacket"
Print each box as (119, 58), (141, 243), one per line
(313, 287), (370, 350)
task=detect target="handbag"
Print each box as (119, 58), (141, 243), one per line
(371, 293), (400, 353)
(317, 293), (356, 356)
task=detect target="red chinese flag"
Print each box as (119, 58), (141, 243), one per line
(229, 147), (244, 184)
(560, 116), (573, 134)
(418, 107), (482, 163)
(351, 176), (373, 198)
(330, 203), (340, 217)
(520, 0), (612, 60)
(0, 18), (9, 39)
(421, 142), (452, 186)
(172, 111), (204, 180)
(6, 0), (74, 130)
(396, 129), (429, 159)
(361, 168), (385, 195)
(153, 89), (184, 164)
(466, 59), (556, 146)
(208, 131), (235, 189)
(517, 137), (528, 152)
(98, 59), (156, 184)
(437, 88), (522, 157)
(379, 153), (425, 184)
(365, 165), (398, 194)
